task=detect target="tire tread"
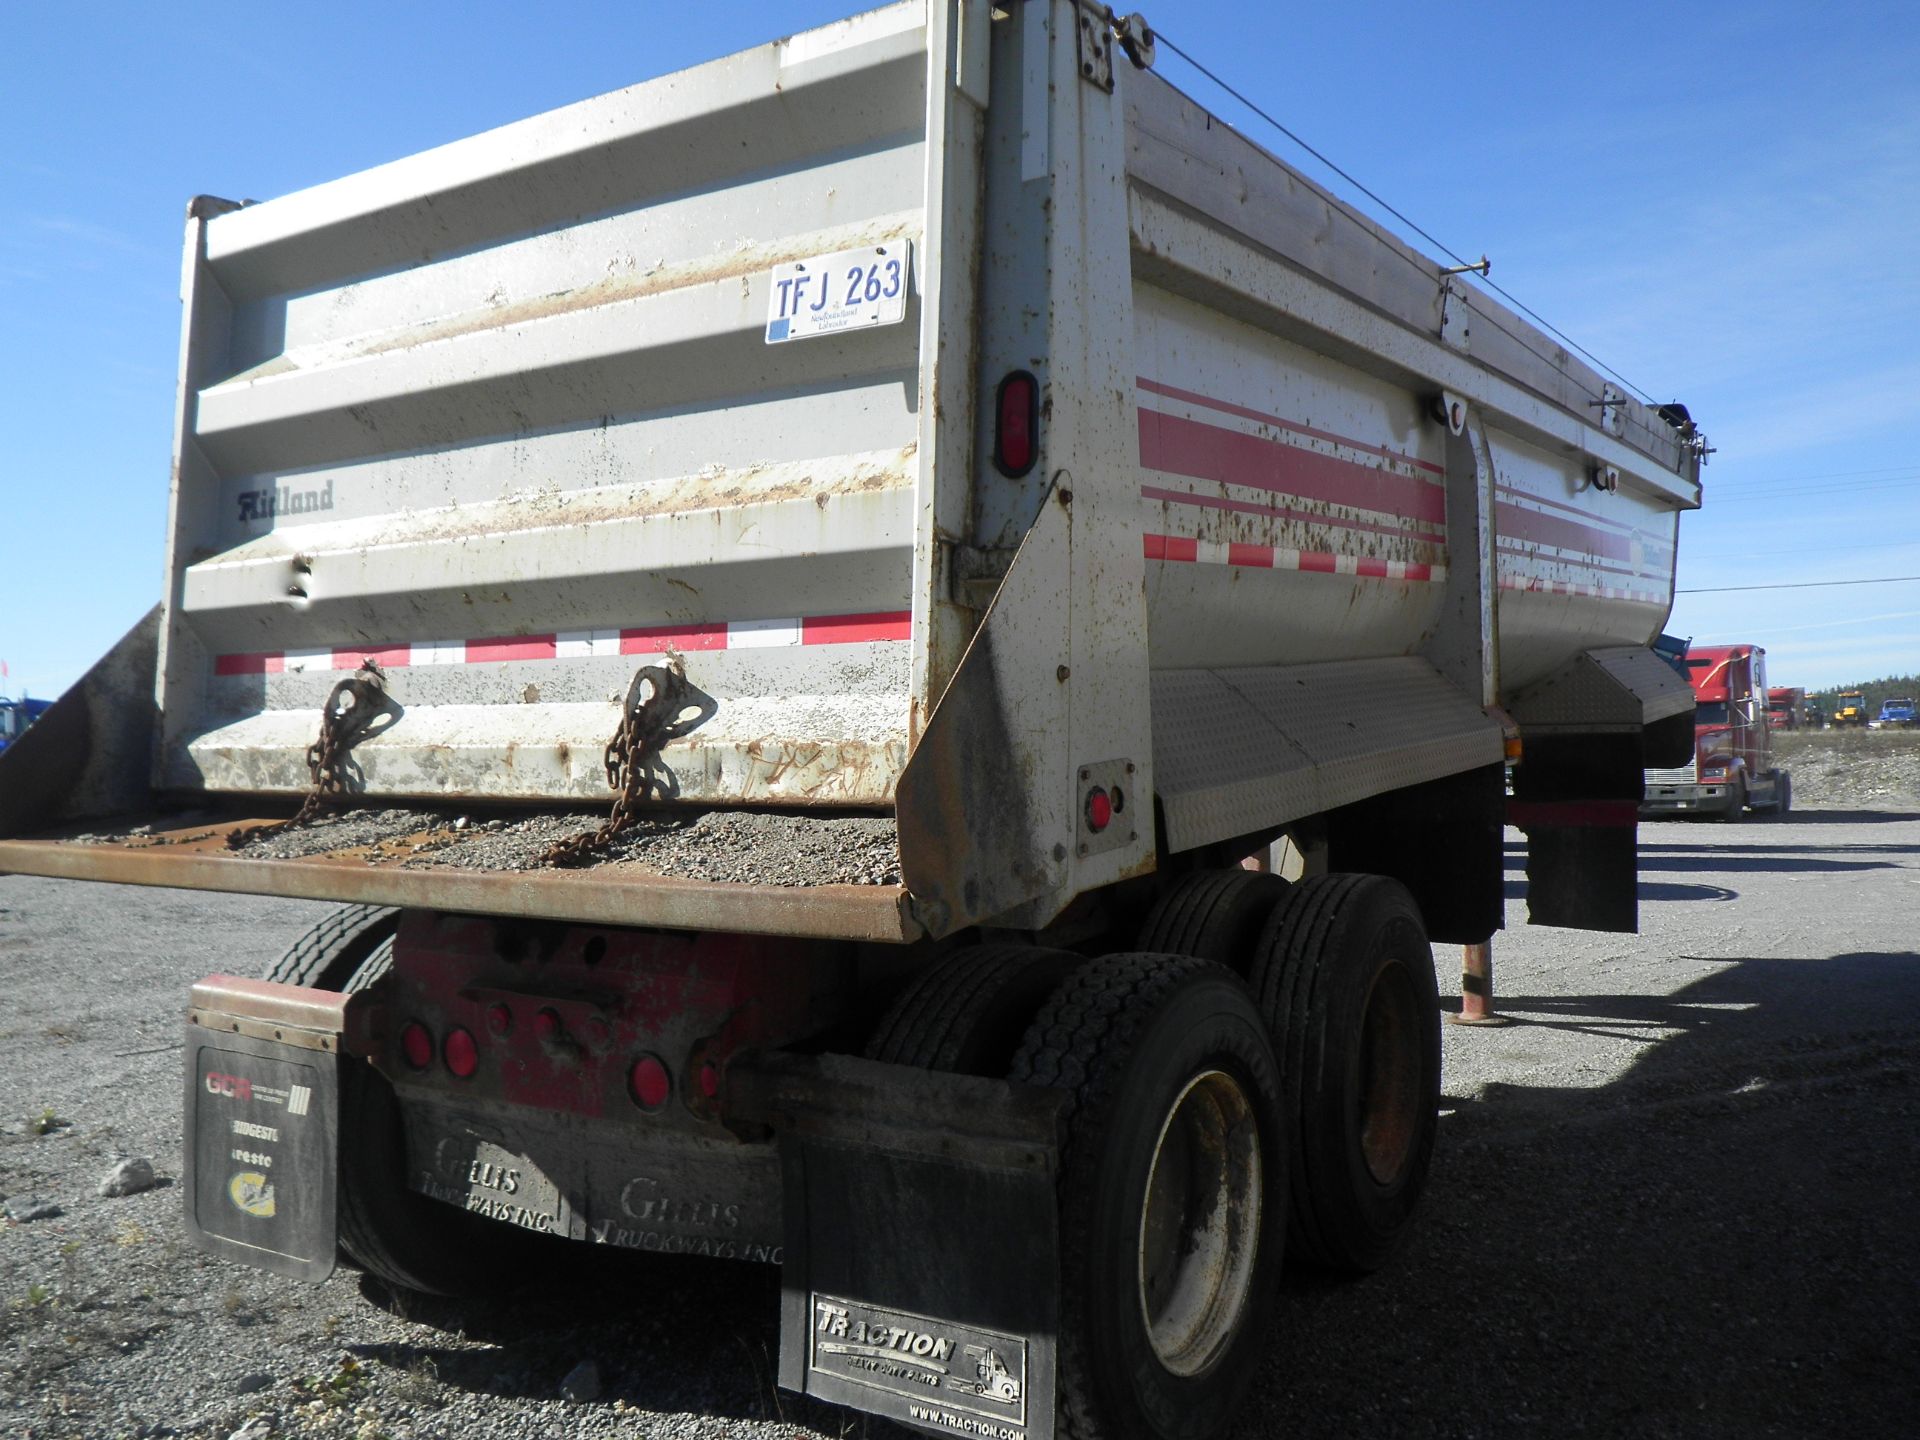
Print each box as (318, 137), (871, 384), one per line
(265, 904), (399, 991)
(1137, 869), (1290, 973)
(1012, 952), (1269, 1440)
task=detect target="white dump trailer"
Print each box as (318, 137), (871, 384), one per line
(0, 4), (1700, 1436)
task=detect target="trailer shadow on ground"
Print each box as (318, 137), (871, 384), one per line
(1642, 805), (1920, 826)
(1247, 947), (1920, 1437)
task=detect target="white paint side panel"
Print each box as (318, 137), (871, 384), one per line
(1487, 426), (1679, 690)
(1132, 284), (1447, 669)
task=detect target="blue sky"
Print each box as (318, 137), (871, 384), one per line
(3, 0), (1917, 699)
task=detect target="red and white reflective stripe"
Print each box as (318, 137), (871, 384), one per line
(214, 610), (911, 677)
(1144, 533), (1442, 582)
(1498, 576), (1668, 605)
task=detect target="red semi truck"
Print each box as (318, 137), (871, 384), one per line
(1645, 645), (1791, 819)
(1766, 686), (1806, 731)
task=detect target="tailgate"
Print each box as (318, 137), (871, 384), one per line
(157, 3), (953, 811)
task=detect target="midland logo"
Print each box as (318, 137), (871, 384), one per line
(238, 480), (334, 523)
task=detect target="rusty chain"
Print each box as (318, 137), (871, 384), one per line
(226, 663), (389, 850)
(541, 663), (694, 867)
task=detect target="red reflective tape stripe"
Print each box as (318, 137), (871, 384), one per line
(223, 612), (908, 676)
(1355, 556), (1390, 578)
(1299, 551), (1338, 574)
(1158, 536), (1198, 562)
(801, 611), (912, 644)
(1406, 562), (1433, 582)
(620, 624), (727, 653)
(1506, 799), (1640, 828)
(1227, 542), (1274, 568)
(1141, 410), (1447, 526)
(466, 635), (557, 663)
(334, 645), (410, 670)
(1138, 377), (1445, 475)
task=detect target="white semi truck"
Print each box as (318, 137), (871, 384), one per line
(0, 4), (1701, 1436)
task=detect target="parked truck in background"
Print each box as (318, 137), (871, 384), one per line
(1833, 690), (1869, 728)
(1766, 686), (1807, 731)
(1876, 696), (1916, 728)
(1644, 644), (1789, 819)
(0, 7), (1705, 1437)
(0, 696), (52, 756)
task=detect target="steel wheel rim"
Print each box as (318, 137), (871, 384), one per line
(1357, 960), (1421, 1186)
(1136, 1068), (1262, 1377)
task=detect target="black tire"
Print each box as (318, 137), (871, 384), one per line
(1012, 954), (1285, 1440)
(1136, 869), (1291, 975)
(269, 904), (518, 1293)
(336, 1061), (535, 1296)
(866, 944), (1079, 1076)
(265, 904), (399, 992)
(1724, 776), (1748, 823)
(1249, 874), (1439, 1273)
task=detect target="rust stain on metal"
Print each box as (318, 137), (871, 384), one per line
(739, 737), (904, 803)
(334, 214), (922, 365)
(0, 829), (919, 944)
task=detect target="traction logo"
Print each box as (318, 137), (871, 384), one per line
(810, 1294), (1028, 1430)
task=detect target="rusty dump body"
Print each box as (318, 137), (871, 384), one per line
(7, 8), (1712, 1437)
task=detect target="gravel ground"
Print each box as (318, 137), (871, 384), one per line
(1771, 727), (1920, 809)
(3, 736), (1917, 1439)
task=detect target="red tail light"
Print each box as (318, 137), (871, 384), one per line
(630, 1054), (671, 1111)
(444, 1027), (479, 1079)
(994, 370), (1039, 478)
(400, 1022), (434, 1070)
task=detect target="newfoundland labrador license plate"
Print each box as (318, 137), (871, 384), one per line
(765, 242), (912, 343)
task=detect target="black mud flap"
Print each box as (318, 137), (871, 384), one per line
(733, 1053), (1064, 1440)
(1509, 734), (1645, 934)
(183, 978), (346, 1283)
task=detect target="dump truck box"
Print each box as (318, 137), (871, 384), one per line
(0, 7), (1703, 1438)
(0, 0), (1696, 936)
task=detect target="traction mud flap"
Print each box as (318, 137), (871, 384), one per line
(731, 1053), (1064, 1440)
(183, 977), (346, 1283)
